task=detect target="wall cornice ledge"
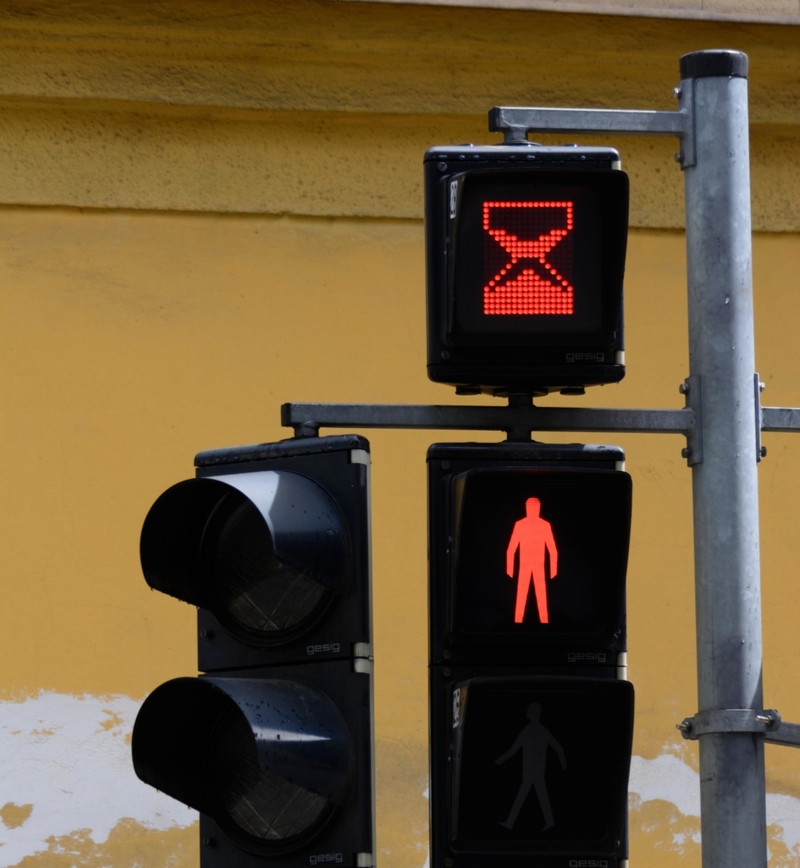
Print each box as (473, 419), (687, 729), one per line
(343, 0), (800, 26)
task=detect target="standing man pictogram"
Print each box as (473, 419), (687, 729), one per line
(496, 701), (567, 831)
(506, 497), (558, 624)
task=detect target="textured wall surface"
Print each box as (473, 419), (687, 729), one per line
(2, 0), (800, 228)
(2, 2), (800, 867)
(344, 0), (800, 25)
(4, 209), (800, 867)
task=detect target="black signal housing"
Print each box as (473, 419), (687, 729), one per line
(425, 144), (629, 396)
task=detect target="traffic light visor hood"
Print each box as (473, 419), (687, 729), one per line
(140, 471), (351, 644)
(132, 676), (354, 854)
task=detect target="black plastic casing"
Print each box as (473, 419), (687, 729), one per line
(428, 442), (633, 868)
(424, 144), (629, 395)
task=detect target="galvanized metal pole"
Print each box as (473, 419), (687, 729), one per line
(680, 50), (766, 867)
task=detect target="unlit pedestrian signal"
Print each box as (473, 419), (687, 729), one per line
(451, 679), (633, 847)
(496, 701), (566, 830)
(428, 442), (634, 867)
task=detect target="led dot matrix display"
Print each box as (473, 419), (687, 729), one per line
(451, 177), (607, 340)
(483, 201), (575, 317)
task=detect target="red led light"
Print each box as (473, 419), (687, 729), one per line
(506, 497), (559, 624)
(482, 201), (575, 316)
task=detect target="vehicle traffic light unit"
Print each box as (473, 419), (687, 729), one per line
(428, 443), (634, 868)
(131, 435), (375, 868)
(425, 144), (629, 396)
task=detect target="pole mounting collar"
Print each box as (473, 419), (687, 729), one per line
(677, 708), (781, 739)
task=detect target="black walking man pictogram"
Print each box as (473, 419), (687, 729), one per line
(496, 702), (567, 831)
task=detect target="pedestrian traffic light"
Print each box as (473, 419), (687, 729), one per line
(131, 435), (375, 868)
(425, 144), (629, 395)
(428, 441), (634, 868)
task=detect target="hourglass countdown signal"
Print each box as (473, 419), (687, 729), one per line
(482, 200), (576, 316)
(424, 145), (629, 396)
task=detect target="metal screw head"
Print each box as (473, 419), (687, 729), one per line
(443, 650), (452, 660)
(437, 161), (448, 172)
(442, 668), (451, 677)
(441, 350), (450, 360)
(681, 447), (691, 459)
(674, 151), (684, 163)
(759, 381), (766, 393)
(199, 628), (214, 640)
(676, 720), (691, 733)
(441, 461), (450, 471)
(673, 86), (682, 98)
(760, 446), (768, 458)
(679, 382), (690, 394)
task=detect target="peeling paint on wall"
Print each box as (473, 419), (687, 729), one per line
(0, 693), (196, 867)
(629, 752), (800, 864)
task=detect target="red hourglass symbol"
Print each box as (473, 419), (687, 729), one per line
(483, 201), (575, 316)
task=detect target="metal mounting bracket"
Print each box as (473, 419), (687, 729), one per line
(677, 708), (781, 739)
(675, 77), (697, 169)
(487, 88), (696, 167)
(755, 373), (765, 462)
(680, 375), (702, 466)
(677, 708), (800, 747)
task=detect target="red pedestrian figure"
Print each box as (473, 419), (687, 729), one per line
(506, 497), (558, 624)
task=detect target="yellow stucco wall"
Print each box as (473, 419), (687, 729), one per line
(3, 0), (800, 229)
(2, 1), (800, 867)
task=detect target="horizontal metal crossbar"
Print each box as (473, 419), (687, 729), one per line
(487, 90), (698, 166)
(488, 106), (690, 139)
(762, 407), (800, 432)
(281, 402), (695, 439)
(282, 403), (800, 439)
(765, 722), (800, 748)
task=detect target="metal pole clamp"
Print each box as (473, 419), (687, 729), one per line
(676, 708), (781, 739)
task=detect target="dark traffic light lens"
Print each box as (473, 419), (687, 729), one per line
(140, 470), (352, 648)
(214, 710), (332, 842)
(206, 678), (354, 856)
(211, 496), (328, 638)
(132, 676), (357, 857)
